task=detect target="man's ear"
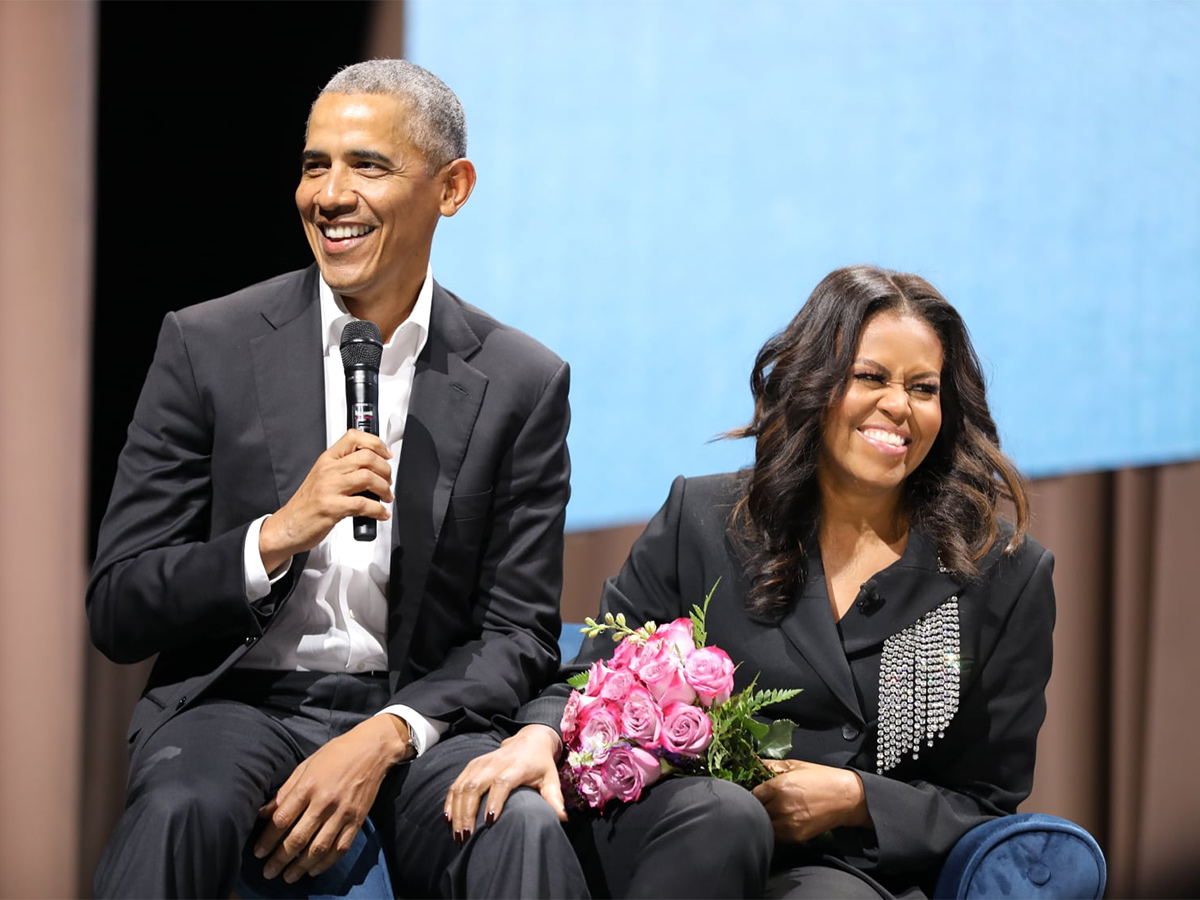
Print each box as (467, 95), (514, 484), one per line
(438, 158), (477, 217)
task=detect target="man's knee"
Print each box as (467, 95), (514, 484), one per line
(475, 787), (566, 838)
(129, 775), (248, 842)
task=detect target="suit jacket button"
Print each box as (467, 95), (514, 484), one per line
(842, 723), (859, 741)
(175, 696), (187, 711)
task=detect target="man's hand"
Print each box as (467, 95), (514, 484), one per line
(750, 758), (873, 843)
(259, 429), (394, 573)
(444, 724), (565, 844)
(254, 715), (412, 882)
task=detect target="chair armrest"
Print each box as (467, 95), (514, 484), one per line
(934, 812), (1106, 899)
(236, 815), (395, 899)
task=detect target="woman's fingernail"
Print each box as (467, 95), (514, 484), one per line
(485, 810), (495, 825)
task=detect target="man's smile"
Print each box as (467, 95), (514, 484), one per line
(320, 223), (376, 240)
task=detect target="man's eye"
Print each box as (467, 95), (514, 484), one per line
(302, 162), (328, 175)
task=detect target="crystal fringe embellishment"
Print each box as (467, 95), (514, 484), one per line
(876, 596), (960, 773)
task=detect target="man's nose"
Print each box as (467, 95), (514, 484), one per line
(316, 165), (356, 212)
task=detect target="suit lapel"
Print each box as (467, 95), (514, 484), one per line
(250, 265), (326, 507)
(837, 529), (962, 654)
(388, 283), (486, 653)
(775, 548), (864, 722)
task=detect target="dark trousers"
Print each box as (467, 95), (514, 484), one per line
(94, 672), (585, 899)
(494, 775), (774, 900)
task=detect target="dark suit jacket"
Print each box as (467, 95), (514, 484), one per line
(525, 472), (1054, 891)
(88, 264), (571, 753)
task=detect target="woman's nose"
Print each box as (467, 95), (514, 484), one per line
(876, 382), (911, 418)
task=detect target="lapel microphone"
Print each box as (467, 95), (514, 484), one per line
(856, 578), (885, 615)
(339, 320), (384, 542)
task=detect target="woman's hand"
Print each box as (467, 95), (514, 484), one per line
(444, 725), (566, 844)
(750, 759), (873, 843)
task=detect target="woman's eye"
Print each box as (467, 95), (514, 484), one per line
(909, 383), (941, 397)
(853, 372), (886, 384)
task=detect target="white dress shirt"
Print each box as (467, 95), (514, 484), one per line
(236, 268), (446, 755)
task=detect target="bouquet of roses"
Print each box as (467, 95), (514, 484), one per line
(558, 583), (801, 812)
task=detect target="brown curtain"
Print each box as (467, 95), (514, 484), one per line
(0, 2), (95, 898)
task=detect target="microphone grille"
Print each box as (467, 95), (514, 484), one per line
(340, 320), (383, 370)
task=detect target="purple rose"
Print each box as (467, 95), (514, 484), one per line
(620, 685), (664, 748)
(600, 745), (663, 804)
(660, 701), (713, 757)
(575, 765), (613, 810)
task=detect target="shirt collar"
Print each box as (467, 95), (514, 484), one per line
(319, 265), (434, 360)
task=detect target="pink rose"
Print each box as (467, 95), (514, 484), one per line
(619, 685), (664, 748)
(576, 700), (622, 762)
(600, 745), (663, 804)
(637, 652), (696, 706)
(610, 633), (647, 670)
(660, 701), (713, 757)
(561, 690), (603, 743)
(650, 618), (696, 661)
(585, 661), (636, 702)
(575, 766), (613, 810)
(683, 646), (736, 707)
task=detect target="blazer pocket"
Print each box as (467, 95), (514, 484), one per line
(449, 488), (493, 521)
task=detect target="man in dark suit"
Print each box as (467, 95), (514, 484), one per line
(88, 59), (578, 898)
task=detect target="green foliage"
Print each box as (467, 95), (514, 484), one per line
(703, 674), (801, 789)
(689, 577), (719, 648)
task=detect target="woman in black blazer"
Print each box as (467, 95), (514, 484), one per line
(445, 265), (1054, 899)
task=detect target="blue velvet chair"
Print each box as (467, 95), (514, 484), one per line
(237, 627), (1108, 900)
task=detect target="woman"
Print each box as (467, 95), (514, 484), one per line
(445, 265), (1054, 899)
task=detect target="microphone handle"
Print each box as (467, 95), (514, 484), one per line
(345, 368), (381, 541)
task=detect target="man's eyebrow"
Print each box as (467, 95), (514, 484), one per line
(348, 149), (395, 166)
(299, 149), (396, 166)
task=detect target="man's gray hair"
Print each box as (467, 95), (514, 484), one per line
(318, 59), (467, 171)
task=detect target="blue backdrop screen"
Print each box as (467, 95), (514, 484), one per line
(409, 0), (1200, 529)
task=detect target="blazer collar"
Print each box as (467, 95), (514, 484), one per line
(250, 265), (326, 508)
(774, 525), (963, 723)
(837, 528), (963, 654)
(388, 281), (487, 651)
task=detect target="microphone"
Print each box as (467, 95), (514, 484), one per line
(856, 579), (884, 615)
(340, 320), (384, 542)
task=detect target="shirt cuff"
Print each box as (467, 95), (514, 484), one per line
(375, 706), (447, 758)
(244, 514), (291, 602)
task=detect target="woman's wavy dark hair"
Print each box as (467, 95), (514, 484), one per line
(728, 265), (1029, 617)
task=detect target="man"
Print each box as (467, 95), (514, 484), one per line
(88, 59), (578, 898)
